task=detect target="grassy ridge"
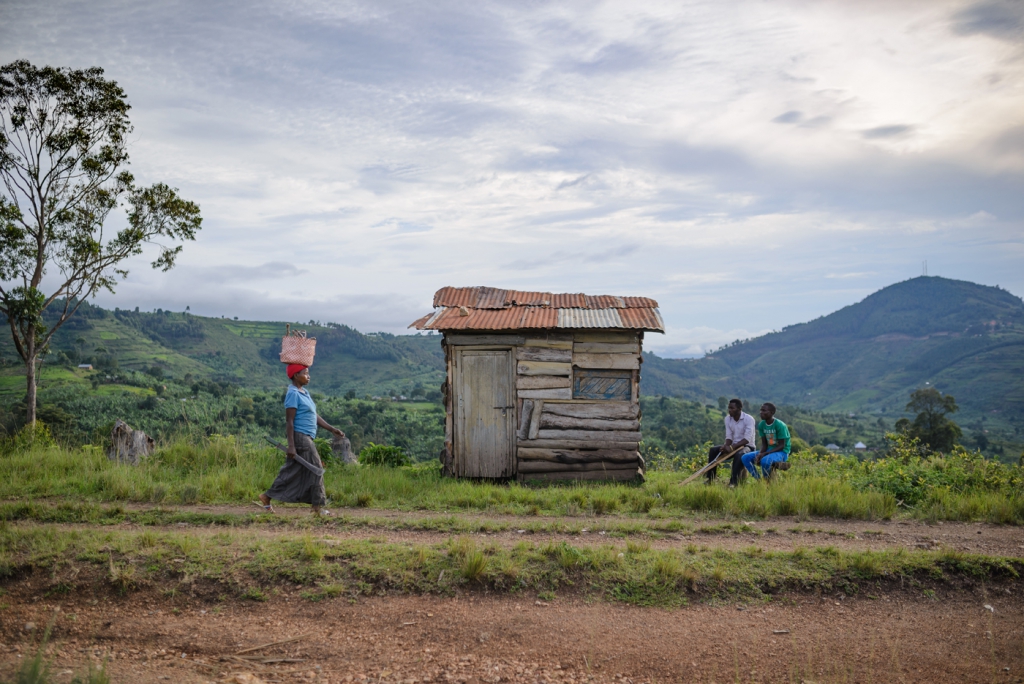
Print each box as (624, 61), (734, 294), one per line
(0, 523), (1019, 608)
(2, 438), (1023, 523)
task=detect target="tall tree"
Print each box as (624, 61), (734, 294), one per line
(0, 60), (201, 425)
(903, 387), (961, 453)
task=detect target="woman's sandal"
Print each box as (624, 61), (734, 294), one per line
(253, 500), (276, 513)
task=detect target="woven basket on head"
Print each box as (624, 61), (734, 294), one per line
(280, 325), (316, 366)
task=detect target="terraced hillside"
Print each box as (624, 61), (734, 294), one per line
(0, 302), (446, 399)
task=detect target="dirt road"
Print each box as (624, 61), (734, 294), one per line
(1, 582), (1021, 683)
(2, 504), (1023, 682)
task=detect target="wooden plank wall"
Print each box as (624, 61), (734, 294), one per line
(514, 330), (645, 482)
(444, 329), (646, 482)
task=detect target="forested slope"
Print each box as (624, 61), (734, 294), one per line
(0, 303), (446, 399)
(642, 277), (1024, 425)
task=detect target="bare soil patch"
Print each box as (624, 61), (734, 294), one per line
(0, 577), (1021, 684)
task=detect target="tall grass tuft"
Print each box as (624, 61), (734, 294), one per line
(299, 534), (325, 562)
(107, 556), (136, 594)
(461, 550), (488, 581)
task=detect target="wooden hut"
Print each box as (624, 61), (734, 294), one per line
(409, 286), (664, 482)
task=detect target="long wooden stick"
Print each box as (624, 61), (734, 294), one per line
(678, 447), (744, 486)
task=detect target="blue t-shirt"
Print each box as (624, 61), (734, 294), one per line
(284, 385), (317, 437)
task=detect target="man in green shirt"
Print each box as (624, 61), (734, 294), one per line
(740, 402), (791, 480)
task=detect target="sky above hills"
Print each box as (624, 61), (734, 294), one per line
(2, 0), (1023, 356)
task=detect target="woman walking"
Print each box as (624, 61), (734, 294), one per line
(258, 364), (345, 516)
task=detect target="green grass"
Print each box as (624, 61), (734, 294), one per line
(0, 439), (897, 519)
(0, 523), (1018, 608)
(0, 501), (705, 538)
(1, 438), (1023, 523)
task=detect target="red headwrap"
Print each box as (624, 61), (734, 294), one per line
(286, 364), (308, 379)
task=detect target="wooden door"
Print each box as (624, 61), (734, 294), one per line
(454, 349), (515, 478)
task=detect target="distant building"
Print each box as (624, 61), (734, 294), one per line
(825, 443), (841, 451)
(77, 364), (93, 370)
(854, 442), (867, 452)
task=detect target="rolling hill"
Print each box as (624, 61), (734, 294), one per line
(0, 303), (446, 400)
(642, 277), (1024, 426)
(2, 276), (1020, 434)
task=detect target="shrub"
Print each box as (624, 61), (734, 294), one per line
(2, 421), (56, 454)
(358, 442), (410, 467)
(847, 432), (1024, 506)
(313, 437), (333, 463)
(642, 440), (708, 472)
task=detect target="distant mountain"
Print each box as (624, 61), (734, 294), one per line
(640, 277), (1024, 423)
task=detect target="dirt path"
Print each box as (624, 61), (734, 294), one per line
(4, 503), (1024, 681)
(1, 582), (1021, 683)
(16, 501), (1024, 557)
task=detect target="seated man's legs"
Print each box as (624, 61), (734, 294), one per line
(705, 445), (724, 482)
(741, 450), (760, 478)
(728, 446), (750, 486)
(760, 451), (789, 480)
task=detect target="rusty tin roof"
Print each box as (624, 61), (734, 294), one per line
(410, 286), (664, 332)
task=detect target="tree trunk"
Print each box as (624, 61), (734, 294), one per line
(25, 352), (37, 427)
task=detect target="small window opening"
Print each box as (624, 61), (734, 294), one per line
(573, 368), (631, 400)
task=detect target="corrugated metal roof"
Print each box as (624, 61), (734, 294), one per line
(557, 308), (624, 328)
(411, 286), (664, 332)
(415, 284), (663, 331)
(475, 286), (508, 309)
(432, 287), (479, 308)
(410, 306), (663, 331)
(506, 290), (550, 306)
(619, 307), (665, 331)
(433, 286), (658, 310)
(425, 306), (559, 330)
(548, 293), (586, 308)
(409, 313), (433, 329)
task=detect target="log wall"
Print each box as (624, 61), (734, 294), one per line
(443, 329), (645, 482)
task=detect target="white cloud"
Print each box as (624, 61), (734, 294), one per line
(645, 326), (774, 358)
(2, 0), (1023, 357)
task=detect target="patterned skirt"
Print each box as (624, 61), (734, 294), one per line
(264, 433), (327, 506)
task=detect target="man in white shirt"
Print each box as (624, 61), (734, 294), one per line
(705, 398), (756, 486)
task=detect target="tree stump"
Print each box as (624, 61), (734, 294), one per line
(439, 446), (454, 477)
(332, 433), (357, 464)
(108, 419), (155, 465)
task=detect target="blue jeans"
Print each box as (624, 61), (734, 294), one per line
(741, 450), (788, 479)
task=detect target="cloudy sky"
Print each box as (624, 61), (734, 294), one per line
(2, 0), (1023, 356)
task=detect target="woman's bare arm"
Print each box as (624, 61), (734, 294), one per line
(285, 407), (297, 458)
(316, 414), (344, 437)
